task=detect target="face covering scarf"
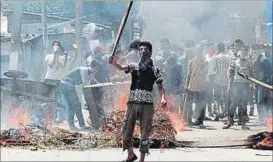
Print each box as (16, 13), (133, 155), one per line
(138, 51), (152, 71)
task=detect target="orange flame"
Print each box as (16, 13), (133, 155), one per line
(167, 111), (186, 132)
(157, 94), (186, 132)
(260, 136), (273, 146)
(115, 92), (128, 111)
(8, 104), (29, 128)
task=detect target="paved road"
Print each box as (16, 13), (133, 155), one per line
(1, 147), (272, 161)
(1, 116), (272, 161)
(176, 116), (270, 146)
(1, 106), (272, 161)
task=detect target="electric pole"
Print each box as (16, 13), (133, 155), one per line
(41, 0), (48, 55)
(10, 1), (23, 71)
(75, 0), (83, 66)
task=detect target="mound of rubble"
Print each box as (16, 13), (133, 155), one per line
(0, 109), (180, 150)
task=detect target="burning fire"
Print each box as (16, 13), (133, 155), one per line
(260, 136), (273, 146)
(115, 92), (128, 111)
(156, 95), (186, 132)
(167, 112), (186, 132)
(8, 104), (29, 128)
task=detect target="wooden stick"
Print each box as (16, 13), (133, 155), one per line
(111, 1), (134, 57)
(237, 72), (273, 90)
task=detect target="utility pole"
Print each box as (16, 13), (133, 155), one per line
(41, 0), (48, 56)
(75, 0), (83, 66)
(10, 1), (23, 71)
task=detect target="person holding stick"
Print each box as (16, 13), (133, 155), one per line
(109, 41), (166, 162)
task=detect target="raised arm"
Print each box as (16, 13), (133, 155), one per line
(109, 56), (131, 71)
(66, 43), (78, 67)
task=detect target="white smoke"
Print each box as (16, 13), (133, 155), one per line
(139, 1), (265, 45)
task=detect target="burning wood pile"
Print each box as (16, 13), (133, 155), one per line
(102, 109), (178, 142)
(0, 107), (182, 150)
(245, 131), (273, 150)
(0, 125), (124, 150)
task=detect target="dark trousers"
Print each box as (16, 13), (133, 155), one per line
(206, 75), (215, 113)
(184, 90), (206, 124)
(123, 103), (154, 154)
(61, 83), (85, 128)
(92, 87), (106, 121)
(248, 85), (255, 112)
(214, 85), (229, 114)
(228, 83), (249, 122)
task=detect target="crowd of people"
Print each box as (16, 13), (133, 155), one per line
(43, 37), (273, 132)
(152, 37), (272, 130)
(42, 37), (272, 162)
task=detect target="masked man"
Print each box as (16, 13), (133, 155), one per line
(109, 41), (166, 162)
(224, 45), (254, 130)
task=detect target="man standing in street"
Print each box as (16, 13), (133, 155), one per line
(223, 45), (254, 130)
(109, 41), (166, 162)
(60, 60), (100, 131)
(183, 45), (208, 129)
(214, 42), (232, 116)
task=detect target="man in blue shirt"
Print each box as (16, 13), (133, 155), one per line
(60, 60), (101, 130)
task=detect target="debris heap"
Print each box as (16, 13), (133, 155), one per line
(0, 109), (179, 150)
(102, 109), (178, 142)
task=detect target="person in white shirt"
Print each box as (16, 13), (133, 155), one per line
(44, 41), (77, 81)
(44, 40), (77, 124)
